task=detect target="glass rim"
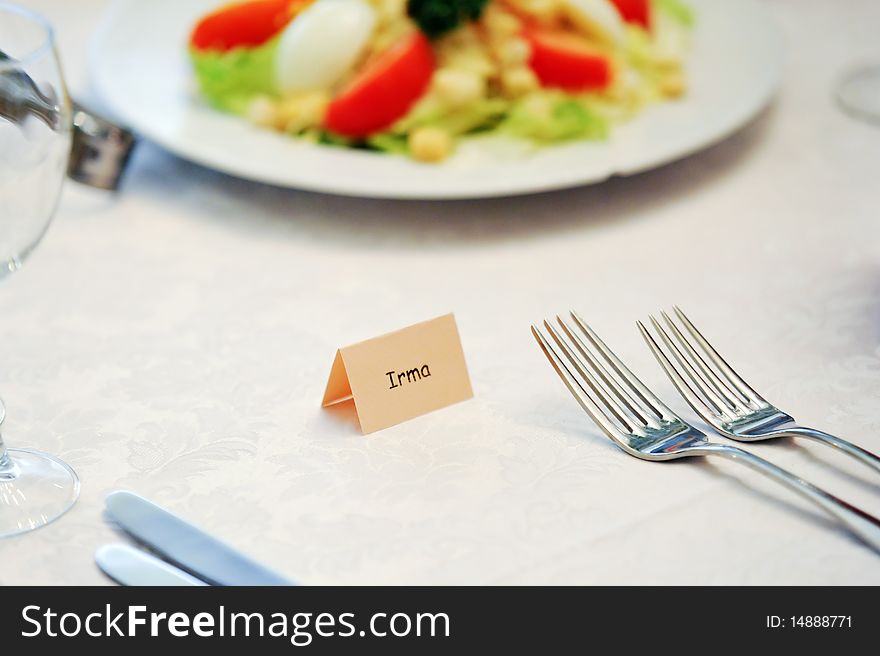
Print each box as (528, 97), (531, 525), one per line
(0, 2), (56, 71)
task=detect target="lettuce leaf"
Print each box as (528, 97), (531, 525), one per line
(500, 97), (609, 143)
(655, 0), (695, 27)
(366, 133), (410, 155)
(393, 97), (509, 135)
(189, 38), (280, 114)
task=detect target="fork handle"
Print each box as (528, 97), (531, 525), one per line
(773, 427), (880, 475)
(691, 443), (880, 552)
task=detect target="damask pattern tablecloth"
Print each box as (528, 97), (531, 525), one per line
(2, 0), (879, 584)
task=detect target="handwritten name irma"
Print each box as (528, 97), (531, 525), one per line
(386, 365), (432, 389)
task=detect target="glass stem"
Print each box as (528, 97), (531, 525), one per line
(0, 434), (14, 479)
(0, 397), (12, 476)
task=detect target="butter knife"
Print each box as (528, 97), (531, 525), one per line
(1, 48), (137, 190)
(96, 544), (206, 586)
(105, 490), (293, 586)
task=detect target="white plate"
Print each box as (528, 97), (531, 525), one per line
(90, 0), (781, 199)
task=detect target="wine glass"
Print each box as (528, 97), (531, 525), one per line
(0, 2), (79, 536)
(836, 64), (880, 126)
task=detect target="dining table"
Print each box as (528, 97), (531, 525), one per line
(2, 0), (879, 585)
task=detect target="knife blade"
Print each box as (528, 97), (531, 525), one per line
(105, 490), (293, 586)
(96, 544), (206, 586)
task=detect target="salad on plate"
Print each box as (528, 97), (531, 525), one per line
(189, 0), (693, 162)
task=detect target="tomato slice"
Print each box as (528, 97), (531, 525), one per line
(609, 0), (651, 30)
(524, 29), (613, 92)
(323, 31), (435, 138)
(189, 0), (303, 51)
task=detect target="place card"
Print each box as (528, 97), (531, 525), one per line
(322, 313), (473, 434)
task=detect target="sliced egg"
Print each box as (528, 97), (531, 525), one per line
(561, 0), (625, 46)
(275, 0), (377, 93)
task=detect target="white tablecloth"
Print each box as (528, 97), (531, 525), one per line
(2, 0), (879, 585)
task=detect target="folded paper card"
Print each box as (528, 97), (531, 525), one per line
(322, 313), (473, 434)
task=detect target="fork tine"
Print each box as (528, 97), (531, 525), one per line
(659, 310), (751, 411)
(531, 325), (628, 442)
(543, 320), (643, 435)
(648, 315), (739, 422)
(637, 320), (720, 423)
(556, 315), (662, 429)
(673, 306), (769, 407)
(569, 310), (676, 421)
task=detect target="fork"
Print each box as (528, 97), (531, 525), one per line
(532, 312), (880, 552)
(640, 307), (880, 475)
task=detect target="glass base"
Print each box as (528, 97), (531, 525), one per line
(0, 448), (80, 537)
(836, 65), (880, 126)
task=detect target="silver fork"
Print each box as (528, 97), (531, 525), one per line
(531, 312), (880, 552)
(640, 307), (880, 475)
